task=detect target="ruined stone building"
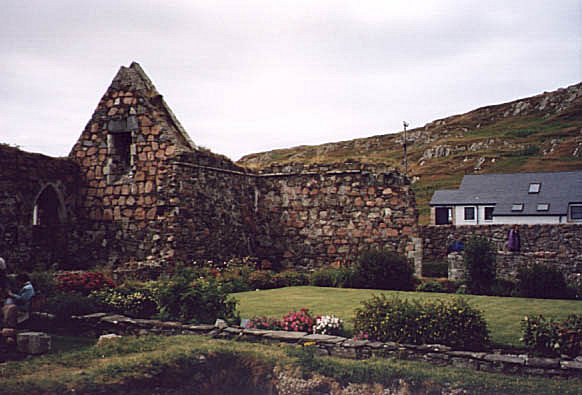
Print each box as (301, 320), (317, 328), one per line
(0, 62), (418, 272)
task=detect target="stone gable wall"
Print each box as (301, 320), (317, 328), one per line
(420, 224), (582, 284)
(67, 66), (196, 266)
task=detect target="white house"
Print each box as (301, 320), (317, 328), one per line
(429, 170), (582, 225)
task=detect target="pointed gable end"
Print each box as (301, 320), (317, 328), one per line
(68, 62), (198, 222)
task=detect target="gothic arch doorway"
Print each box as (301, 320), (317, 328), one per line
(33, 184), (66, 225)
(31, 184), (68, 268)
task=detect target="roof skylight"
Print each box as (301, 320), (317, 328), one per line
(528, 183), (541, 193)
(511, 203), (524, 212)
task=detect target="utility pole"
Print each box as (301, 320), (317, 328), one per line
(403, 121), (409, 176)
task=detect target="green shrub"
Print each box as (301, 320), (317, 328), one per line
(353, 249), (415, 290)
(310, 267), (354, 288)
(517, 264), (573, 299)
(273, 271), (309, 288)
(416, 281), (445, 293)
(521, 314), (581, 357)
(490, 279), (517, 297)
(91, 286), (158, 318)
(422, 260), (448, 278)
(354, 295), (490, 350)
(45, 293), (100, 322)
(248, 270), (276, 290)
(157, 274), (239, 324)
(464, 237), (496, 294)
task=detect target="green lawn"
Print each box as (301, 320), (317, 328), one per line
(235, 286), (582, 347)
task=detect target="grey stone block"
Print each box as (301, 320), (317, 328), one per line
(526, 357), (560, 369)
(483, 353), (526, 365)
(17, 332), (51, 355)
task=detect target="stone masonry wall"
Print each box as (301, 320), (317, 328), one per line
(3, 63), (419, 272)
(0, 145), (80, 270)
(68, 63), (196, 266)
(255, 163), (418, 269)
(421, 224), (582, 284)
(167, 150), (258, 263)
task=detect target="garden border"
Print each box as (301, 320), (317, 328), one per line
(54, 312), (582, 378)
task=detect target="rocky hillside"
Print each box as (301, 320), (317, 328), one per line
(238, 82), (582, 223)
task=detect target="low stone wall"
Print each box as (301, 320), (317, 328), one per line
(421, 224), (582, 285)
(68, 312), (582, 378)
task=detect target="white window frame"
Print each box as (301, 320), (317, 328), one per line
(464, 206), (475, 221)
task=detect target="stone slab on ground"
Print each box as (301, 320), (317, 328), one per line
(17, 332), (51, 355)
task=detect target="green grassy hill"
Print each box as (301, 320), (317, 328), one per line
(238, 83), (582, 223)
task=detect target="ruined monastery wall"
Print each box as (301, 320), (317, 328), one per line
(255, 163), (418, 268)
(68, 64), (195, 266)
(0, 145), (79, 270)
(1, 63), (420, 272)
(167, 151), (258, 263)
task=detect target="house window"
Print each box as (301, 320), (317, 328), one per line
(464, 207), (475, 221)
(511, 203), (524, 212)
(435, 207), (452, 225)
(528, 183), (541, 193)
(570, 205), (582, 221)
(537, 203), (549, 212)
(484, 207), (494, 220)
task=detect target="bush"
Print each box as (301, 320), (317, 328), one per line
(416, 281), (445, 293)
(310, 267), (354, 288)
(521, 314), (581, 357)
(354, 295), (490, 350)
(422, 260), (448, 278)
(352, 249), (415, 290)
(247, 316), (282, 330)
(56, 271), (115, 295)
(157, 273), (238, 324)
(464, 237), (496, 294)
(313, 314), (344, 336)
(490, 279), (517, 297)
(91, 286), (158, 318)
(45, 293), (101, 322)
(273, 271), (309, 288)
(247, 270), (276, 290)
(281, 308), (315, 333)
(517, 264), (573, 299)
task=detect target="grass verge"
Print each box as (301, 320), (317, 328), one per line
(1, 335), (580, 395)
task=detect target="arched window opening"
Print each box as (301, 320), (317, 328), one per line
(32, 185), (64, 226)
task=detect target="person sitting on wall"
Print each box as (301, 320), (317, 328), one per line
(2, 273), (35, 345)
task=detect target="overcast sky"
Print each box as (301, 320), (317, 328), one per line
(1, 0), (580, 161)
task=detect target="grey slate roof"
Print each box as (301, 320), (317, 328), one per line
(430, 171), (582, 216)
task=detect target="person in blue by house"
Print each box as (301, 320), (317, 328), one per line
(506, 225), (521, 252)
(2, 273), (35, 344)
